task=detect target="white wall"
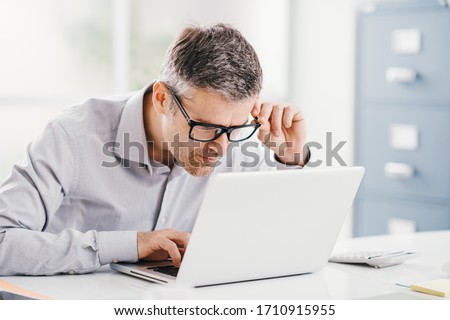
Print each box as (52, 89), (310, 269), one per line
(290, 0), (357, 238)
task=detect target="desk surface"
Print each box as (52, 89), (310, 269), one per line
(2, 231), (450, 300)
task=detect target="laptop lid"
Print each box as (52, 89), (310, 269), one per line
(177, 166), (364, 286)
(111, 166), (364, 287)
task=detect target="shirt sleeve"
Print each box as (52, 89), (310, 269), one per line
(236, 138), (310, 172)
(0, 121), (137, 275)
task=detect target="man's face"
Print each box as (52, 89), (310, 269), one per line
(164, 86), (256, 176)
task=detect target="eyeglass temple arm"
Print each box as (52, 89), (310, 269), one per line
(166, 86), (191, 122)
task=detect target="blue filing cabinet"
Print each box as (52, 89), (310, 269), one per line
(354, 0), (450, 236)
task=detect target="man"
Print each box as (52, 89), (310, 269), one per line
(0, 24), (309, 275)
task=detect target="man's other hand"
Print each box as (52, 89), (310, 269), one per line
(251, 101), (308, 166)
(137, 229), (190, 267)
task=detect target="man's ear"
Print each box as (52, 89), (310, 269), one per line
(152, 81), (170, 116)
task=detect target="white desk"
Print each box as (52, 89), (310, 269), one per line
(2, 231), (450, 300)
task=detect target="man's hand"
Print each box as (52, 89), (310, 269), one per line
(137, 229), (190, 267)
(251, 101), (308, 166)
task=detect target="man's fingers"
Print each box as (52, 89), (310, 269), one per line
(251, 100), (262, 118)
(282, 106), (297, 129)
(159, 239), (182, 267)
(168, 231), (190, 250)
(270, 105), (283, 137)
(255, 103), (304, 134)
(162, 230), (190, 267)
(251, 100), (306, 165)
(258, 103), (273, 132)
(258, 103), (273, 121)
(137, 229), (191, 265)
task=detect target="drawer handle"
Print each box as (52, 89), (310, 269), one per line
(385, 67), (417, 83)
(384, 162), (414, 179)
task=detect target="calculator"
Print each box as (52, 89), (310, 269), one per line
(328, 251), (419, 268)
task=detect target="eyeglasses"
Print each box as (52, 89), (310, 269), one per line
(166, 85), (261, 142)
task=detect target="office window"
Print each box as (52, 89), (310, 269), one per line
(0, 0), (113, 98)
(0, 0), (113, 179)
(0, 0), (289, 102)
(0, 0), (289, 179)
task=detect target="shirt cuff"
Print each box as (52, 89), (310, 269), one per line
(274, 146), (311, 170)
(275, 159), (302, 170)
(98, 230), (138, 265)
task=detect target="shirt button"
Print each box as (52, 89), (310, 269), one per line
(68, 270), (76, 275)
(112, 259), (119, 264)
(161, 217), (167, 223)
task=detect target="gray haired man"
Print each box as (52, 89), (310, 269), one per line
(0, 24), (309, 275)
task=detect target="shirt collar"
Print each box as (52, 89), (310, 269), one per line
(114, 82), (153, 169)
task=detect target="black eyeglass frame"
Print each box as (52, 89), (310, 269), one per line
(166, 85), (261, 142)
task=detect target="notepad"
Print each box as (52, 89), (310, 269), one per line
(410, 279), (450, 298)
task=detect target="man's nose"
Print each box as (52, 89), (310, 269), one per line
(205, 134), (229, 157)
(216, 133), (231, 153)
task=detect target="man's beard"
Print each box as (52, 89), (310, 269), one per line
(177, 149), (219, 177)
(167, 125), (222, 177)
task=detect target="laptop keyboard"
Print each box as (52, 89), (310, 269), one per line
(150, 266), (179, 277)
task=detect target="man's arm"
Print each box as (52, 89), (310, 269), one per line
(0, 121), (136, 275)
(0, 120), (191, 275)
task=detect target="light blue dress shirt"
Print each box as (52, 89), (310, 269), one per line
(0, 83), (297, 276)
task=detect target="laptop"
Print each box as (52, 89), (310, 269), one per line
(110, 166), (365, 287)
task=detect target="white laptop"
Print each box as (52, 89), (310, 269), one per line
(110, 166), (365, 287)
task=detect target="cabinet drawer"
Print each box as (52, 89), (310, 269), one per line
(358, 7), (450, 103)
(358, 105), (450, 200)
(355, 197), (450, 236)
